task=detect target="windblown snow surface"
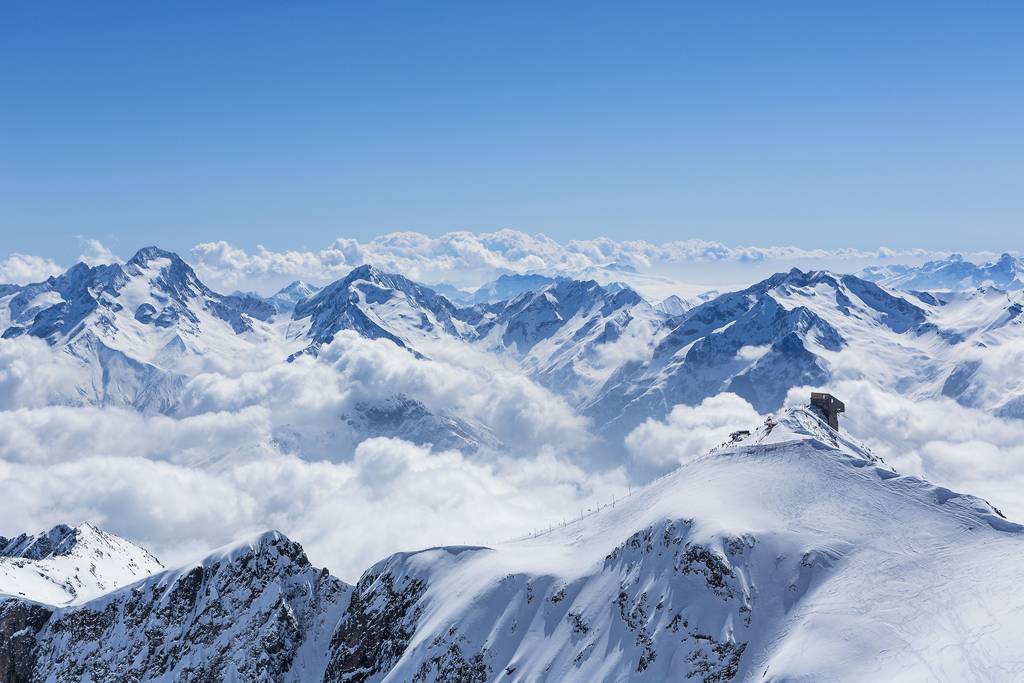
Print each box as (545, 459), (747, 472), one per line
(326, 407), (1024, 682)
(3, 408), (1023, 682)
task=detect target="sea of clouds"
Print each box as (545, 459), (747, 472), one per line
(4, 324), (1024, 581)
(0, 331), (617, 580)
(2, 232), (1023, 580)
(185, 231), (961, 295)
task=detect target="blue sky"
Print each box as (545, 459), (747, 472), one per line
(2, 1), (1021, 264)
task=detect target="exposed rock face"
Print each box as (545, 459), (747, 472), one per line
(323, 553), (430, 682)
(314, 523), (759, 682)
(13, 531), (351, 683)
(0, 599), (53, 683)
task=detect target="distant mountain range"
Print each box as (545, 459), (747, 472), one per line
(2, 247), (1023, 460)
(860, 252), (1024, 291)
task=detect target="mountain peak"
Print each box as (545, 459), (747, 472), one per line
(0, 523), (76, 560)
(995, 252), (1016, 268)
(127, 246), (185, 266)
(0, 522), (164, 605)
(279, 279), (315, 293)
(344, 263), (381, 281)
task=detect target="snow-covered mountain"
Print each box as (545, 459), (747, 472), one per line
(654, 291), (721, 317)
(861, 252), (1024, 291)
(583, 267), (1024, 440)
(1, 246), (276, 346)
(469, 273), (562, 304)
(288, 264), (465, 358)
(1, 531), (350, 683)
(465, 279), (661, 403)
(4, 246), (1024, 463)
(5, 406), (1024, 681)
(0, 523), (162, 605)
(319, 407), (1024, 681)
(0, 247), (279, 412)
(265, 280), (322, 313)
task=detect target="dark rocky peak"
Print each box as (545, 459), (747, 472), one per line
(123, 246), (210, 301)
(126, 245), (181, 266)
(770, 268), (841, 293)
(16, 529), (351, 683)
(0, 524), (77, 560)
(684, 269), (926, 336)
(507, 278), (638, 317)
(299, 264), (454, 316)
(291, 265), (460, 352)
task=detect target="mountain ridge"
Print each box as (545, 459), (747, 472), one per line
(4, 406), (1023, 681)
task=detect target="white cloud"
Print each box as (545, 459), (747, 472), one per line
(625, 393), (763, 471)
(0, 337), (90, 410)
(0, 238), (117, 285)
(0, 331), (611, 580)
(0, 253), (64, 285)
(175, 331), (592, 461)
(187, 229), (968, 294)
(77, 238), (119, 266)
(736, 344), (771, 362)
(3, 231), (1023, 584)
(0, 424), (625, 581)
(4, 229), (1000, 297)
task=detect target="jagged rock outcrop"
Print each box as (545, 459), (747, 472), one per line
(11, 531), (350, 683)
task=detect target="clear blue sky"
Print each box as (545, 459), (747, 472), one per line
(2, 1), (1021, 263)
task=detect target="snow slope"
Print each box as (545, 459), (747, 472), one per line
(266, 280), (321, 313)
(3, 408), (1024, 681)
(322, 407), (1024, 682)
(0, 522), (162, 605)
(464, 278), (663, 403)
(289, 264), (465, 359)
